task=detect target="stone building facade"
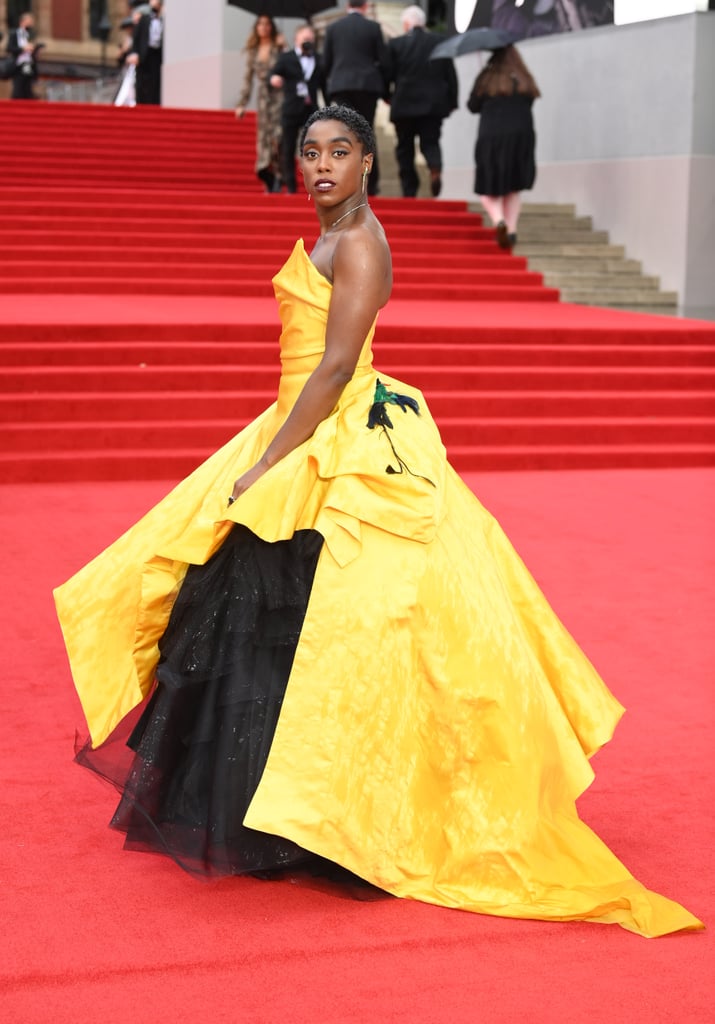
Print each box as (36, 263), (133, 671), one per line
(2, 0), (129, 74)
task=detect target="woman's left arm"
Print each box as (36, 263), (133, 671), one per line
(230, 229), (391, 500)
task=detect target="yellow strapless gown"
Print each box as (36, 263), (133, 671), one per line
(55, 240), (702, 937)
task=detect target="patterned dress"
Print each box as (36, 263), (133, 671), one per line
(237, 44), (283, 176)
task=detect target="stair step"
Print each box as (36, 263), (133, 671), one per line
(0, 277), (555, 302)
(517, 230), (611, 244)
(2, 389), (713, 423)
(0, 216), (491, 240)
(0, 260), (538, 287)
(2, 247), (518, 271)
(3, 341), (712, 368)
(0, 199), (479, 226)
(4, 320), (712, 345)
(18, 364), (711, 392)
(542, 274), (661, 291)
(0, 233), (506, 257)
(470, 202), (577, 217)
(2, 441), (714, 483)
(517, 243), (626, 258)
(561, 290), (679, 306)
(529, 258), (642, 274)
(4, 416), (714, 454)
(518, 216), (594, 231)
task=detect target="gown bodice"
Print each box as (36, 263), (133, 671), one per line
(272, 240), (377, 417)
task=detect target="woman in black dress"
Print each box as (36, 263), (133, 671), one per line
(467, 45), (540, 249)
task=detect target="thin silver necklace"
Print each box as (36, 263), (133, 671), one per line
(329, 201), (368, 229)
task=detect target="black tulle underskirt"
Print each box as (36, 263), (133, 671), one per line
(77, 525), (330, 878)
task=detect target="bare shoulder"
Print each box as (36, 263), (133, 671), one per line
(332, 217), (392, 304)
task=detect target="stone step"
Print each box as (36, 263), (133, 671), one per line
(561, 288), (679, 306)
(470, 202), (577, 217)
(527, 257), (642, 275)
(519, 215), (593, 231)
(601, 306), (680, 317)
(516, 243), (627, 259)
(473, 211), (592, 232)
(542, 273), (661, 291)
(517, 229), (610, 244)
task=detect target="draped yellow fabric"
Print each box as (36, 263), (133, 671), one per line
(54, 240), (703, 937)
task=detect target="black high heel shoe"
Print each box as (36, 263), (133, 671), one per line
(495, 221), (509, 249)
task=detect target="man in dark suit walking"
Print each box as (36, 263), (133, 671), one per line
(387, 5), (458, 198)
(322, 0), (389, 196)
(270, 25), (324, 194)
(127, 0), (164, 105)
(7, 12), (40, 100)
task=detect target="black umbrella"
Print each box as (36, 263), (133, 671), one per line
(429, 27), (519, 61)
(227, 0), (337, 17)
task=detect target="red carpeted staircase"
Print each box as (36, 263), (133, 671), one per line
(0, 101), (548, 302)
(1, 100), (714, 481)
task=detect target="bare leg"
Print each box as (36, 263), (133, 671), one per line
(478, 195), (504, 226)
(502, 192), (522, 234)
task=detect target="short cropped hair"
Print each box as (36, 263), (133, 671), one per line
(299, 104), (376, 157)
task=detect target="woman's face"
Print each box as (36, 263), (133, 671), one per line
(256, 16), (273, 39)
(301, 119), (371, 206)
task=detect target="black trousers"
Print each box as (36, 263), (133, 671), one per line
(393, 116), (443, 198)
(136, 48), (162, 105)
(329, 90), (381, 196)
(11, 71), (36, 99)
(280, 107), (315, 193)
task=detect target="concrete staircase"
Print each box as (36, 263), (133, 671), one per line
(472, 202), (679, 316)
(374, 121), (677, 317)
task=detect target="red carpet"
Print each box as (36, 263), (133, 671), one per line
(1, 101), (714, 479)
(0, 102), (550, 301)
(1, 468), (712, 1022)
(2, 100), (712, 1020)
(2, 293), (714, 480)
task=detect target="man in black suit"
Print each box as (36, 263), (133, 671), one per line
(322, 0), (389, 196)
(7, 12), (40, 100)
(270, 25), (324, 194)
(387, 6), (458, 198)
(127, 0), (164, 105)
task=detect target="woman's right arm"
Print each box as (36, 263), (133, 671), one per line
(229, 229), (391, 501)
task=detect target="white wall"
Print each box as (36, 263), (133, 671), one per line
(162, 0), (280, 110)
(440, 12), (715, 319)
(162, 3), (335, 111)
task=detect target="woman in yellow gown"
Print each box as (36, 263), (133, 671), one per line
(55, 106), (702, 938)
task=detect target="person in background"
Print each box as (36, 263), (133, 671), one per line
(386, 5), (457, 199)
(467, 43), (540, 248)
(114, 11), (143, 107)
(322, 0), (389, 196)
(117, 13), (141, 67)
(127, 0), (164, 106)
(269, 25), (324, 195)
(235, 15), (285, 194)
(7, 12), (40, 100)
